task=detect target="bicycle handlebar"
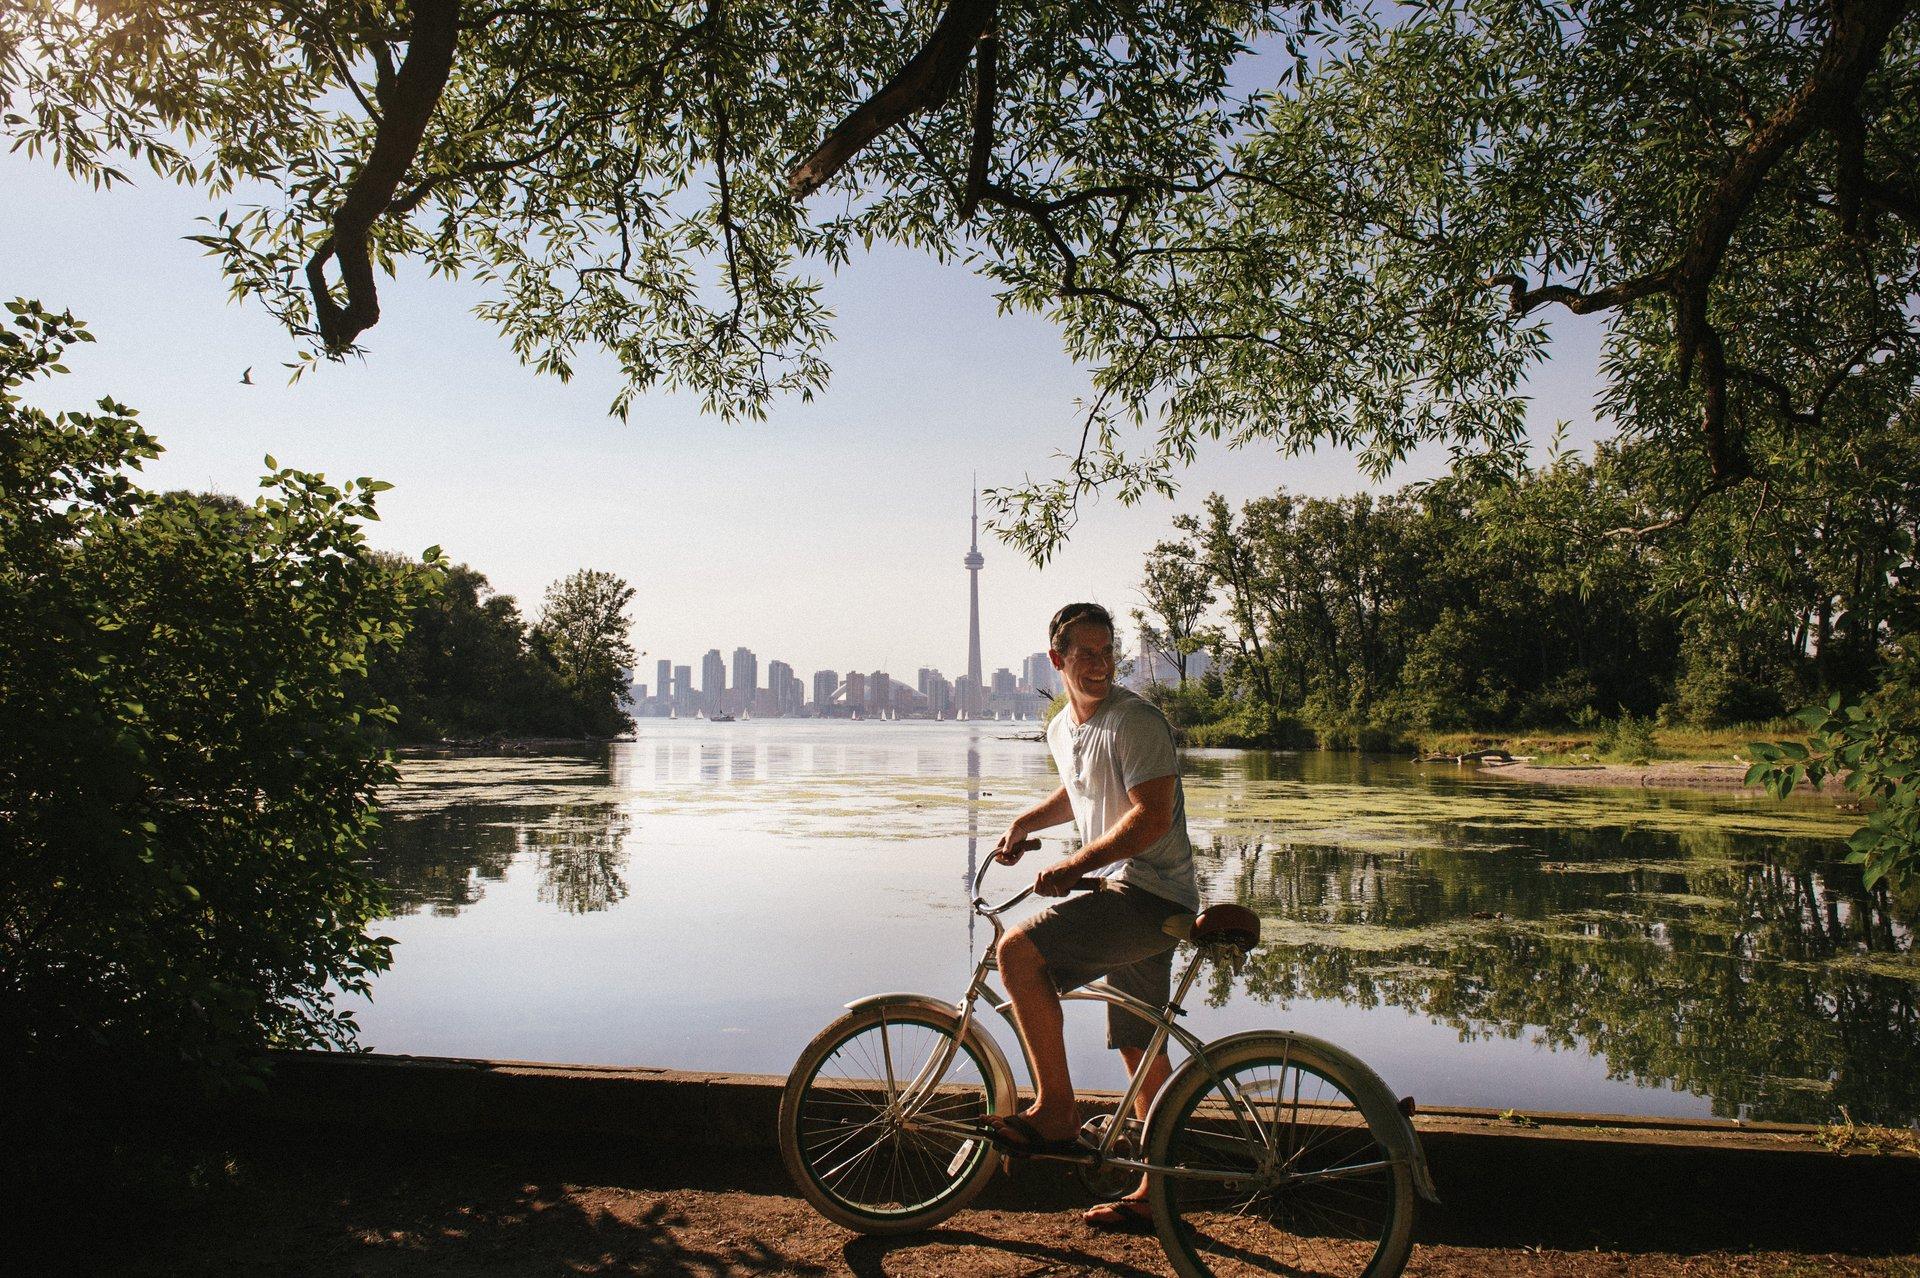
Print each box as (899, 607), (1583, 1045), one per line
(972, 839), (1102, 916)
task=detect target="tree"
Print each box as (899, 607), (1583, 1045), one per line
(368, 558), (584, 740)
(1133, 537), (1213, 685)
(0, 300), (425, 1084)
(1179, 494), (1283, 735)
(7, 2), (1913, 550)
(533, 568), (637, 737)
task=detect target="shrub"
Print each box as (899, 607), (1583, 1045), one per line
(1594, 712), (1657, 764)
(1750, 642), (1920, 892)
(0, 301), (426, 1087)
(1141, 677), (1225, 730)
(1183, 704), (1314, 749)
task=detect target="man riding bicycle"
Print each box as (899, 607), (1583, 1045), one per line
(990, 601), (1201, 1230)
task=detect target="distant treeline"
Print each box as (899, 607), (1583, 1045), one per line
(1134, 438), (1917, 749)
(367, 560), (637, 743)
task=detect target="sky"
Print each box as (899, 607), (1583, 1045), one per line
(4, 146), (1613, 685)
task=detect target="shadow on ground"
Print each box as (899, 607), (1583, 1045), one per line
(843, 1227), (1165, 1278)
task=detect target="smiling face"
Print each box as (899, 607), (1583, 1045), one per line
(1051, 619), (1117, 706)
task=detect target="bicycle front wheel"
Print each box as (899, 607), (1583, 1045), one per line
(778, 1003), (1007, 1234)
(1146, 1033), (1416, 1278)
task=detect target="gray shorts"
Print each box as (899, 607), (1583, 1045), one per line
(1015, 881), (1186, 1052)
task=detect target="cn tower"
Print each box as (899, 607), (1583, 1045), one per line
(964, 481), (985, 713)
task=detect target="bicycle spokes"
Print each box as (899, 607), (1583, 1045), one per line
(1159, 1055), (1406, 1278)
(789, 1014), (996, 1219)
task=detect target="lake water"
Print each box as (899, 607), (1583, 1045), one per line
(342, 719), (1920, 1126)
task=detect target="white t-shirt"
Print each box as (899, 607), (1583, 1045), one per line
(1045, 685), (1200, 910)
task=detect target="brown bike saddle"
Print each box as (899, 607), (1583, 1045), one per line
(1190, 903), (1261, 950)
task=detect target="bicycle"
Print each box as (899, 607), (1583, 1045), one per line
(777, 840), (1441, 1278)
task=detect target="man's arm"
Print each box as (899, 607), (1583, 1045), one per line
(1033, 774), (1175, 894)
(994, 786), (1075, 862)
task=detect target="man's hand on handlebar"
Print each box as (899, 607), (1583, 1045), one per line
(994, 830), (1040, 864)
(1034, 859), (1088, 897)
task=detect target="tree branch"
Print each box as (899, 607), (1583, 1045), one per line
(787, 0), (995, 199)
(1669, 0), (1909, 467)
(1603, 470), (1747, 539)
(307, 0), (462, 353)
(1493, 1), (1910, 487)
(1482, 270), (1673, 317)
(960, 8), (997, 220)
(706, 0), (744, 346)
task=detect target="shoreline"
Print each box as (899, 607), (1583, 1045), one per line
(392, 733), (1823, 799)
(1444, 758), (1784, 793)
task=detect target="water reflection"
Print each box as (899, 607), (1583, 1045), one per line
(357, 724), (1920, 1124)
(375, 809), (519, 915)
(1200, 816), (1919, 1123)
(966, 740), (980, 950)
(528, 806), (632, 914)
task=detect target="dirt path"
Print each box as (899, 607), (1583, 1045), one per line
(27, 1139), (1913, 1277)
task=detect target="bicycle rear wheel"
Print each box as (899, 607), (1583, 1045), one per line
(1145, 1033), (1416, 1278)
(778, 1003), (1007, 1234)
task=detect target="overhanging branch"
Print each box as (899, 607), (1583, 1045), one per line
(787, 0), (995, 199)
(1488, 0), (1912, 486)
(960, 9), (997, 219)
(306, 0), (462, 353)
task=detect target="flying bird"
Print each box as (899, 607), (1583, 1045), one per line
(239, 367), (253, 385)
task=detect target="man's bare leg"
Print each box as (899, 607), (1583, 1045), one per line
(1120, 1045), (1171, 1121)
(996, 930), (1080, 1140)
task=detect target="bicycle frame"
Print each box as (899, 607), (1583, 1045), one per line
(885, 863), (1289, 1187)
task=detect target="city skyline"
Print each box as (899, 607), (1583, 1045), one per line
(630, 645), (1057, 719)
(633, 496), (1059, 718)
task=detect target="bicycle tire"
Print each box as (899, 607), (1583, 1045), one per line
(1145, 1031), (1417, 1278)
(778, 1003), (1009, 1234)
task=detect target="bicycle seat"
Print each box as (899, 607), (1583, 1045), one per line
(1191, 904), (1261, 950)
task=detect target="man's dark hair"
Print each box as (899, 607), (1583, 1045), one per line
(1049, 601), (1114, 654)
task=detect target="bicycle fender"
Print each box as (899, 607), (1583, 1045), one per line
(1159, 1030), (1441, 1204)
(841, 992), (1019, 1115)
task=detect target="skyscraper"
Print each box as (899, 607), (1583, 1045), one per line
(702, 649), (726, 715)
(732, 646), (758, 712)
(925, 672), (953, 716)
(963, 483), (985, 714)
(812, 669), (838, 711)
(768, 659), (797, 715)
(656, 658), (672, 712)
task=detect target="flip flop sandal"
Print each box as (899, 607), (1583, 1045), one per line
(1083, 1199), (1155, 1232)
(984, 1113), (1091, 1159)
